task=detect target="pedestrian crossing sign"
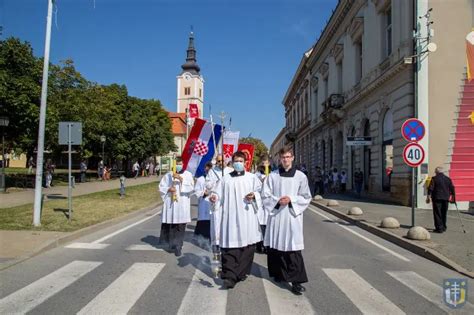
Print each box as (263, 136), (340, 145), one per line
(443, 279), (468, 309)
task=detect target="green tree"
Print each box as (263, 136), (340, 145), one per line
(0, 37), (42, 154)
(239, 137), (268, 167)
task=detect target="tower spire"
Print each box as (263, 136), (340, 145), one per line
(181, 31), (200, 75)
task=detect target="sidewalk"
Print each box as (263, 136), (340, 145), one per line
(0, 176), (159, 209)
(313, 193), (474, 275)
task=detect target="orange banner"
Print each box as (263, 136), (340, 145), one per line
(237, 143), (255, 172)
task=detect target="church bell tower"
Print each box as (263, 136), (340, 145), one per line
(177, 32), (204, 118)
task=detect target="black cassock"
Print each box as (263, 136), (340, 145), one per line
(158, 223), (186, 249)
(267, 249), (308, 283)
(221, 244), (256, 282)
(194, 220), (211, 239)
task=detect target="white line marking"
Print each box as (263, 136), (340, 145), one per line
(65, 242), (110, 249)
(78, 263), (165, 315)
(387, 271), (474, 313)
(125, 244), (164, 251)
(92, 210), (160, 244)
(259, 266), (315, 315)
(0, 261), (101, 314)
(309, 206), (410, 262)
(177, 268), (227, 315)
(324, 269), (405, 315)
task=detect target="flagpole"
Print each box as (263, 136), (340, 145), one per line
(220, 111), (226, 178)
(210, 114), (218, 156)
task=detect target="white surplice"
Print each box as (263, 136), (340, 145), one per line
(194, 174), (218, 221)
(255, 171), (270, 226)
(263, 169), (312, 251)
(158, 170), (194, 224)
(213, 171), (263, 248)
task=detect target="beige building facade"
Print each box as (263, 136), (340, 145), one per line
(276, 0), (473, 208)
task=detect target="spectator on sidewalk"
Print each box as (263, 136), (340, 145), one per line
(331, 168), (340, 193)
(98, 159), (104, 180)
(314, 166), (324, 196)
(45, 159), (54, 188)
(155, 162), (161, 177)
(133, 161), (140, 179)
(323, 171), (329, 193)
(80, 160), (87, 183)
(28, 156), (35, 175)
(354, 169), (364, 198)
(340, 171), (347, 193)
(426, 167), (456, 233)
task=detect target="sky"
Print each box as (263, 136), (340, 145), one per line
(1, 0), (338, 147)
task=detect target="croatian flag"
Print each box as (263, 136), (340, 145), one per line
(182, 118), (222, 177)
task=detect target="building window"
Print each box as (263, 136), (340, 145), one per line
(305, 92), (309, 120)
(313, 89), (319, 119)
(336, 61), (343, 93)
(355, 41), (363, 83)
(184, 87), (191, 95)
(199, 88), (202, 98)
(385, 7), (392, 57)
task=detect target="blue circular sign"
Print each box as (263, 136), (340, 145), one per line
(401, 119), (425, 142)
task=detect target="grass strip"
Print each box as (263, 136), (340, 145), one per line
(0, 182), (160, 232)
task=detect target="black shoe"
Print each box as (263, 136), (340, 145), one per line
(433, 229), (444, 233)
(239, 275), (248, 282)
(291, 283), (305, 295)
(223, 279), (235, 289)
(174, 247), (182, 257)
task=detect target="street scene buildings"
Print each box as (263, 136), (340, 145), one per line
(273, 0), (473, 209)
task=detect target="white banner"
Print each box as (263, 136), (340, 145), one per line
(219, 130), (240, 163)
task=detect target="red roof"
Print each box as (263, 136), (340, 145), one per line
(168, 112), (186, 135)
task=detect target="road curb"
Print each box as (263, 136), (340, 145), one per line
(311, 201), (474, 279)
(0, 201), (163, 271)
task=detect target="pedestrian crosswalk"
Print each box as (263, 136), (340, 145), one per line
(0, 260), (472, 314)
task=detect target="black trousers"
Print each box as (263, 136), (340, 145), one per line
(314, 181), (324, 195)
(194, 220), (211, 240)
(433, 200), (448, 231)
(158, 223), (186, 248)
(221, 244), (256, 282)
(256, 225), (267, 253)
(267, 248), (308, 284)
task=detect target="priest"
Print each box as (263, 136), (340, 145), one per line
(210, 151), (263, 289)
(158, 157), (194, 257)
(263, 146), (312, 295)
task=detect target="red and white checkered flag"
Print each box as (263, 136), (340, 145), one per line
(193, 140), (209, 156)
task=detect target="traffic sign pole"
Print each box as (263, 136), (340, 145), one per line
(411, 167), (415, 227)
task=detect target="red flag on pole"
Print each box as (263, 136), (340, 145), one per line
(189, 104), (199, 118)
(237, 143), (255, 172)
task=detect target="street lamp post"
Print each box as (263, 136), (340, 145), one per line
(100, 135), (106, 163)
(0, 116), (9, 193)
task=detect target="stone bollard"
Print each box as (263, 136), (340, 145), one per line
(406, 226), (431, 240)
(380, 217), (400, 229)
(347, 207), (363, 216)
(313, 195), (323, 201)
(327, 200), (339, 207)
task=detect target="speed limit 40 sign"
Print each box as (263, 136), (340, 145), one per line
(403, 143), (425, 167)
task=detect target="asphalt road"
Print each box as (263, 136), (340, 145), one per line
(1, 203), (473, 314)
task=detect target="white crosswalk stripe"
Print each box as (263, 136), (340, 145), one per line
(260, 266), (316, 315)
(177, 268), (228, 314)
(323, 268), (405, 315)
(65, 242), (110, 249)
(0, 260), (102, 315)
(77, 262), (165, 315)
(387, 271), (474, 313)
(125, 244), (165, 251)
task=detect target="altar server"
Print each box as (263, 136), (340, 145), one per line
(158, 157), (194, 257)
(210, 151), (263, 289)
(263, 146), (312, 295)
